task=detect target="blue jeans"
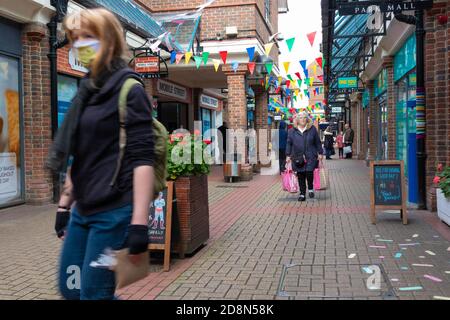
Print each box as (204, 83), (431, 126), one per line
(58, 205), (132, 300)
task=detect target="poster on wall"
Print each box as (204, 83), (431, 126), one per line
(0, 54), (22, 205)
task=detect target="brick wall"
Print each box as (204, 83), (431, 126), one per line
(22, 23), (53, 204)
(425, 0), (450, 210)
(383, 56), (396, 160)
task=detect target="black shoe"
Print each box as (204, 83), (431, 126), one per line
(309, 191), (315, 199)
(298, 194), (306, 202)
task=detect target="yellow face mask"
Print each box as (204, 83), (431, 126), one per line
(73, 39), (101, 68)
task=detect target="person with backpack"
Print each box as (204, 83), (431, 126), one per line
(46, 8), (160, 300)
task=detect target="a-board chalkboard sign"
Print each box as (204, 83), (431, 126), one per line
(148, 182), (174, 271)
(370, 161), (407, 225)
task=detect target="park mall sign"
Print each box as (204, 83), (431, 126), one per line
(338, 0), (433, 15)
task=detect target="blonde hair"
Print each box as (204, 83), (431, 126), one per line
(293, 111), (311, 128)
(63, 8), (129, 79)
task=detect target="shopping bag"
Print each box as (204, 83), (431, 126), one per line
(314, 162), (329, 191)
(343, 146), (352, 155)
(282, 162), (299, 193)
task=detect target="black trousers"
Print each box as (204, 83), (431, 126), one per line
(297, 171), (314, 195)
(345, 143), (353, 159)
(339, 148), (344, 158)
(279, 149), (286, 173)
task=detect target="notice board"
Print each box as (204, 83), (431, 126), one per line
(370, 161), (407, 225)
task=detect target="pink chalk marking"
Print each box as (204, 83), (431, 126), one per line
(424, 275), (443, 282)
(370, 245), (387, 249)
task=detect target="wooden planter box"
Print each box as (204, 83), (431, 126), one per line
(171, 175), (210, 258)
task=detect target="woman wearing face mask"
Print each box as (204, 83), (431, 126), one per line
(286, 112), (324, 202)
(47, 8), (154, 300)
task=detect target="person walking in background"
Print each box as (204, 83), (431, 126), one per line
(47, 8), (155, 300)
(336, 131), (344, 159)
(278, 120), (288, 174)
(343, 124), (355, 159)
(323, 126), (334, 160)
(286, 112), (324, 202)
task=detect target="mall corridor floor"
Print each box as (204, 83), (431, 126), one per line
(1, 160), (449, 300)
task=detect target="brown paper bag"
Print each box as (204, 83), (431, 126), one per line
(113, 249), (150, 290)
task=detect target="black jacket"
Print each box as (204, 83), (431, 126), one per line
(286, 124), (323, 172)
(71, 68), (154, 215)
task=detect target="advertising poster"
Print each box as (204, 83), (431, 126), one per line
(0, 54), (21, 205)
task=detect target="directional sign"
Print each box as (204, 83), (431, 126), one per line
(339, 0), (433, 15)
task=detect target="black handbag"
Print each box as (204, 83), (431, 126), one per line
(293, 130), (308, 169)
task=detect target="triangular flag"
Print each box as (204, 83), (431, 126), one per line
(265, 62), (273, 75)
(246, 47), (255, 61)
(297, 79), (303, 87)
(309, 77), (314, 86)
(316, 57), (323, 68)
(248, 62), (256, 75)
(170, 51), (177, 64)
(313, 65), (317, 76)
(283, 62), (290, 74)
(176, 53), (184, 64)
(185, 51), (193, 64)
(219, 51), (228, 64)
(264, 43), (274, 56)
(232, 61), (239, 73)
(307, 32), (317, 46)
(286, 80), (291, 88)
(285, 37), (295, 52)
(194, 56), (202, 69)
(318, 75), (324, 82)
(202, 52), (210, 65)
(295, 72), (302, 80)
(293, 95), (297, 102)
(287, 74), (294, 81)
(300, 60), (307, 72)
(212, 59), (221, 72)
(304, 70), (309, 78)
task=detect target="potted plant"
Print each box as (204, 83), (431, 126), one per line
(167, 131), (212, 257)
(434, 164), (450, 226)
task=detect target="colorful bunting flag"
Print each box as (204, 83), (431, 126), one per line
(286, 80), (291, 88)
(307, 31), (317, 46)
(265, 62), (274, 75)
(193, 56), (202, 69)
(185, 51), (193, 64)
(287, 74), (294, 81)
(283, 62), (290, 74)
(264, 43), (274, 56)
(316, 57), (323, 68)
(313, 65), (317, 76)
(304, 70), (309, 78)
(232, 61), (239, 73)
(295, 72), (302, 80)
(248, 62), (256, 75)
(176, 53), (184, 64)
(202, 52), (210, 65)
(170, 51), (177, 64)
(285, 37), (295, 52)
(212, 59), (221, 72)
(300, 60), (307, 72)
(297, 79), (303, 87)
(246, 47), (255, 61)
(219, 51), (228, 64)
(318, 75), (324, 82)
(309, 77), (314, 86)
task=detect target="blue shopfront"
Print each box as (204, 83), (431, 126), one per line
(394, 35), (417, 205)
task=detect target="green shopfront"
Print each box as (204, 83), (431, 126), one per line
(394, 35), (417, 205)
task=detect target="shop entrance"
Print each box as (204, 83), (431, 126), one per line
(157, 102), (189, 134)
(377, 94), (388, 161)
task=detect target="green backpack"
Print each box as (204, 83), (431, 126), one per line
(110, 78), (168, 200)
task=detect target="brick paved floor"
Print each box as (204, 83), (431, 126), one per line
(0, 160), (449, 300)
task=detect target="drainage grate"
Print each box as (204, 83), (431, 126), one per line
(277, 263), (396, 300)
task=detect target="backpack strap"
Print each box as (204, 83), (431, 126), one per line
(110, 78), (142, 187)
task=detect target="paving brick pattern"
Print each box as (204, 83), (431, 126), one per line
(0, 160), (449, 300)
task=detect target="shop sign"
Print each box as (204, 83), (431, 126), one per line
(339, 1), (433, 15)
(135, 56), (159, 74)
(274, 115), (282, 121)
(157, 80), (187, 101)
(199, 94), (219, 109)
(68, 48), (89, 73)
(332, 107), (342, 114)
(0, 153), (18, 199)
(409, 73), (417, 86)
(338, 77), (358, 89)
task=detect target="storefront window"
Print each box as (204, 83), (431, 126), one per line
(201, 108), (212, 140)
(0, 54), (23, 207)
(158, 102), (188, 133)
(57, 75), (79, 127)
(396, 77), (408, 173)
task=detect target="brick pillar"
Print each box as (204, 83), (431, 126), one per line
(359, 101), (368, 160)
(367, 81), (377, 161)
(425, 0), (450, 211)
(350, 101), (358, 158)
(253, 85), (270, 166)
(22, 23), (53, 204)
(383, 56), (396, 160)
(223, 64), (248, 162)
